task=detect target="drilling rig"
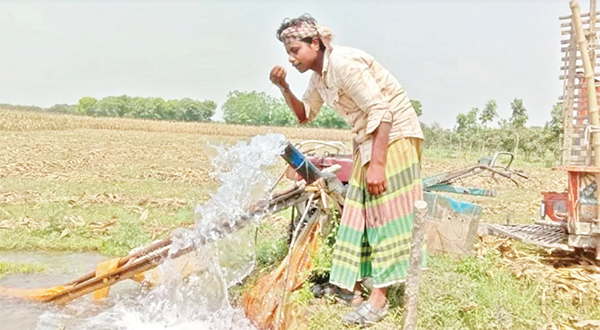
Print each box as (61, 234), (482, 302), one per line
(489, 0), (600, 259)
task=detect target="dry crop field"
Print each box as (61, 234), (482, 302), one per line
(1, 108), (598, 329)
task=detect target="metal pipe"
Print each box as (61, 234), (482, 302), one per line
(281, 142), (324, 184)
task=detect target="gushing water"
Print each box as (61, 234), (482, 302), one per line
(28, 133), (288, 330)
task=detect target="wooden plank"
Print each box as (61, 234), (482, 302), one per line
(558, 73), (600, 80)
(562, 45), (579, 52)
(560, 11), (600, 20)
(562, 18), (594, 27)
(560, 53), (600, 61)
(562, 27), (593, 35)
(557, 83), (600, 87)
(560, 64), (600, 71)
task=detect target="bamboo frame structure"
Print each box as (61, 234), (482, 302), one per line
(570, 0), (600, 223)
(560, 2), (600, 166)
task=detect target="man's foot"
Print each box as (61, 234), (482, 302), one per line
(315, 284), (363, 307)
(342, 301), (388, 327)
(366, 287), (388, 309)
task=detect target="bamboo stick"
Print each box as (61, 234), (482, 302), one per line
(560, 11), (600, 19)
(561, 18), (598, 27)
(557, 82), (600, 87)
(402, 201), (427, 330)
(560, 62), (600, 70)
(560, 53), (600, 60)
(37, 185), (308, 304)
(590, 0), (599, 221)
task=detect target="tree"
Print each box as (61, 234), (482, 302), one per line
(509, 98), (529, 157)
(410, 100), (423, 117)
(222, 91), (277, 125)
(75, 95), (215, 121)
(179, 98), (216, 121)
(48, 104), (77, 113)
(456, 107), (479, 133)
(546, 102), (563, 141)
(77, 97), (98, 115)
(309, 106), (349, 129)
(479, 100), (498, 126)
(510, 98), (528, 129)
(544, 102), (563, 158)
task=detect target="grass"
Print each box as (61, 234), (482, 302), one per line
(248, 224), (600, 330)
(0, 108), (596, 329)
(0, 261), (44, 279)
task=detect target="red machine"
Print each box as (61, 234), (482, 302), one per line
(291, 140), (353, 184)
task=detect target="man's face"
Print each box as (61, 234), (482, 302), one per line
(284, 40), (318, 73)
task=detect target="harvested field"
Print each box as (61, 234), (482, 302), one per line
(0, 108), (596, 329)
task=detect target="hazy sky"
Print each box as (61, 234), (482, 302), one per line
(0, 0), (583, 128)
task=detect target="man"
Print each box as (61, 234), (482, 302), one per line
(269, 14), (424, 326)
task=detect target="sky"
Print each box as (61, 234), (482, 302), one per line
(0, 0), (584, 128)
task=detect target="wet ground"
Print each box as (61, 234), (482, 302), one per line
(0, 251), (140, 330)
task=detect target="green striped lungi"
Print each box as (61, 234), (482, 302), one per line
(329, 137), (426, 291)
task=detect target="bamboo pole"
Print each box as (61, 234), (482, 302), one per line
(591, 0), (597, 58)
(571, 0), (600, 223)
(402, 200), (427, 330)
(590, 0), (600, 220)
(563, 20), (578, 165)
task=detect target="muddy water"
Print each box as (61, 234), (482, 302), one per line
(0, 133), (287, 330)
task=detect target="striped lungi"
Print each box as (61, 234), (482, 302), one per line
(329, 137), (426, 291)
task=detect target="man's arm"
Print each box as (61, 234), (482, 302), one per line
(367, 121), (391, 196)
(280, 85), (308, 124)
(270, 65), (310, 124)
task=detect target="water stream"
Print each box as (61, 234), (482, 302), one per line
(0, 133), (288, 330)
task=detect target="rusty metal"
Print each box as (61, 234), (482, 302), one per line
(488, 224), (573, 251)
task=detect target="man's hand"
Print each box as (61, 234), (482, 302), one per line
(366, 162), (386, 196)
(270, 65), (289, 90)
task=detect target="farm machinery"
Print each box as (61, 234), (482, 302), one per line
(487, 0), (600, 260)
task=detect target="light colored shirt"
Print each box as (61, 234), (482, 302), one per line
(301, 45), (424, 166)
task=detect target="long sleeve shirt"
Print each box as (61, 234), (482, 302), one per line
(301, 45), (423, 166)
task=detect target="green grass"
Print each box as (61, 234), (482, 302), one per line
(0, 261), (44, 279)
(245, 216), (599, 330)
(0, 201), (197, 254)
(0, 176), (214, 254)
(296, 249), (600, 330)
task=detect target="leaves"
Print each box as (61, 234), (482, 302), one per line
(510, 98), (529, 129)
(410, 99), (423, 117)
(76, 95), (216, 122)
(480, 100), (498, 126)
(222, 90), (350, 128)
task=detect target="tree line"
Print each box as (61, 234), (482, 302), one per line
(1, 92), (562, 163)
(424, 99), (561, 162)
(0, 91), (423, 129)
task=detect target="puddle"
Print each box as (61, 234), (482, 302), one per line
(0, 251), (141, 329)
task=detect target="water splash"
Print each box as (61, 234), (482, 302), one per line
(33, 133), (288, 330)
